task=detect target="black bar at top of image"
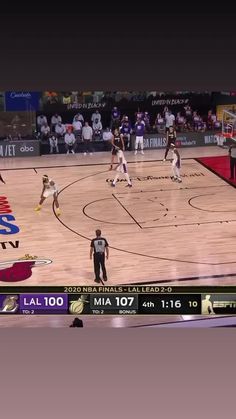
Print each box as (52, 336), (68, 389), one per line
(1, 285), (236, 293)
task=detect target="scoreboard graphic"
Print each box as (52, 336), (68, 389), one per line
(1, 286), (236, 315)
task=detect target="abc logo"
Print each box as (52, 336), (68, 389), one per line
(20, 146), (34, 153)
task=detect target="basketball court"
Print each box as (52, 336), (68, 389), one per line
(0, 145), (236, 326)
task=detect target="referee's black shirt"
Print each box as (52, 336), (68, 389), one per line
(91, 237), (109, 254)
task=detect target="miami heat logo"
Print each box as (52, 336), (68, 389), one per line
(69, 295), (89, 314)
(0, 254), (52, 282)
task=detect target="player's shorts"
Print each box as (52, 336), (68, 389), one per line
(135, 136), (143, 144)
(111, 146), (117, 156)
(167, 138), (176, 147)
(117, 163), (127, 173)
(172, 161), (181, 169)
(43, 189), (58, 198)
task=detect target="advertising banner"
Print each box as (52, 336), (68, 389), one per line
(39, 91), (213, 114)
(131, 131), (219, 150)
(0, 140), (40, 157)
(5, 92), (40, 111)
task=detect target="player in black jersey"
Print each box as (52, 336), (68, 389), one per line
(163, 126), (177, 161)
(109, 128), (124, 170)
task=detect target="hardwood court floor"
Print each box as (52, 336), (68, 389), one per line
(0, 146), (235, 327)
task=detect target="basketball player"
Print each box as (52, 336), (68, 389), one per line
(111, 147), (132, 187)
(170, 143), (182, 183)
(134, 118), (145, 155)
(0, 174), (5, 184)
(229, 142), (236, 180)
(34, 175), (61, 215)
(110, 106), (120, 130)
(165, 109), (175, 133)
(120, 116), (132, 150)
(163, 125), (177, 161)
(109, 128), (124, 170)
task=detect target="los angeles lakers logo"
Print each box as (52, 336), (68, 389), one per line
(0, 295), (19, 313)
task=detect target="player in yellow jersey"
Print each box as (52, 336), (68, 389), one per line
(34, 175), (61, 216)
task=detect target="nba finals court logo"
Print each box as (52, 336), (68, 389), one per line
(0, 196), (20, 236)
(0, 196), (52, 282)
(0, 254), (52, 282)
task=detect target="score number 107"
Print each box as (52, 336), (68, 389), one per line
(115, 296), (134, 307)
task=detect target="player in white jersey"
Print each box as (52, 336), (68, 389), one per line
(170, 143), (182, 183)
(111, 147), (132, 187)
(34, 175), (61, 215)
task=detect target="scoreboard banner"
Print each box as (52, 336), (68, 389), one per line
(130, 131), (219, 150)
(1, 286), (236, 316)
(5, 92), (41, 112)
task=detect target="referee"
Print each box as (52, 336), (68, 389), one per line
(90, 229), (109, 283)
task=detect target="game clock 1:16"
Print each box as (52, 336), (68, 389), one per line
(138, 294), (202, 315)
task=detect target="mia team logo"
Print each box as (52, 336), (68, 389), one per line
(69, 295), (89, 314)
(0, 196), (20, 235)
(0, 254), (52, 283)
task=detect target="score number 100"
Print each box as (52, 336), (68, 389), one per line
(44, 297), (64, 306)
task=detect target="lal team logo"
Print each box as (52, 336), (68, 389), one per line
(0, 196), (20, 235)
(0, 295), (19, 312)
(0, 254), (52, 283)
